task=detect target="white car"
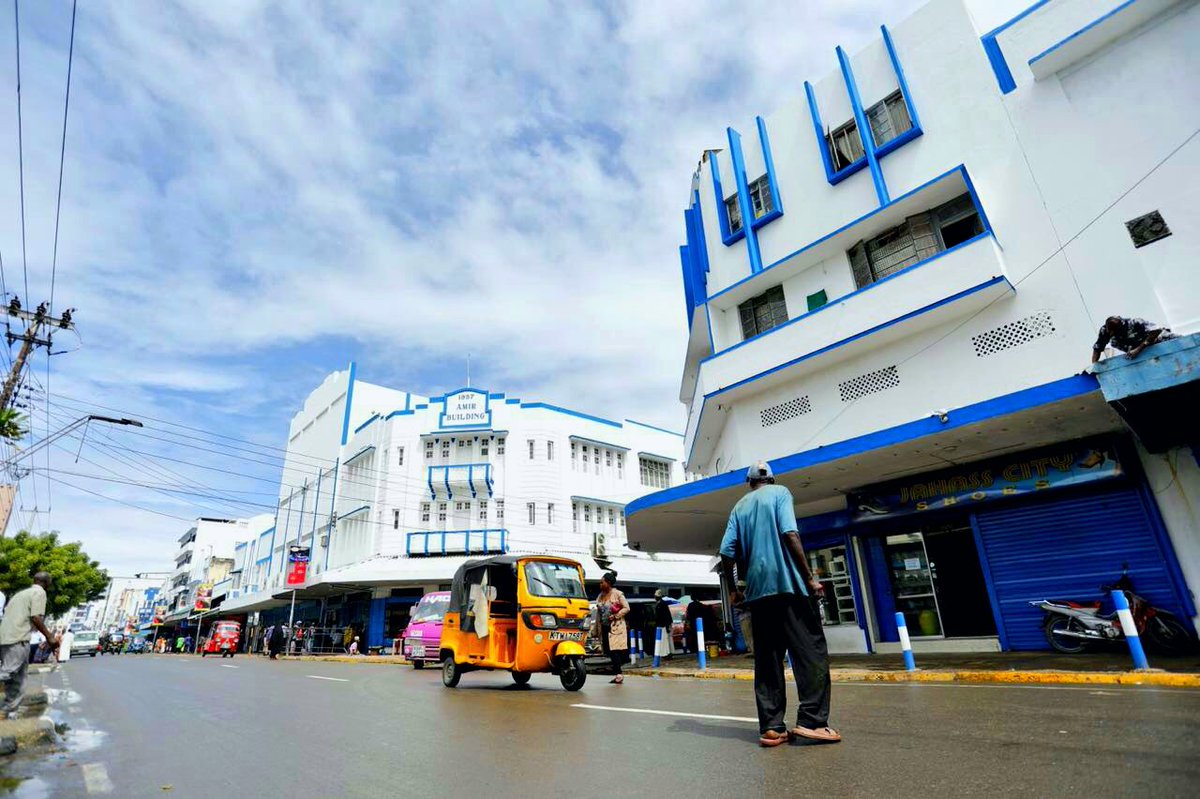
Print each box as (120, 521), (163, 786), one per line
(71, 630), (101, 658)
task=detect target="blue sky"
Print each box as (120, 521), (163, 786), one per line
(0, 0), (1033, 575)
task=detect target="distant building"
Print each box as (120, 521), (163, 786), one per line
(629, 0), (1200, 654)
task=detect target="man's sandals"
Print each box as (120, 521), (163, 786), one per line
(789, 726), (842, 744)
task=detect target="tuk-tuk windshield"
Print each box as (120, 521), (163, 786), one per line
(524, 561), (585, 599)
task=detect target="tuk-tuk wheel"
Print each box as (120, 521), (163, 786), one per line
(511, 671), (531, 686)
(200, 651), (207, 657)
(413, 659), (424, 670)
(559, 657), (587, 692)
(442, 656), (462, 688)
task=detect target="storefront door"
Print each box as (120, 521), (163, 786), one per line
(924, 524), (996, 638)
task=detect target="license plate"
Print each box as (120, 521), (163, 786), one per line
(411, 645), (426, 658)
(548, 631), (582, 641)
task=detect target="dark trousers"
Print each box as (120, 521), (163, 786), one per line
(748, 594), (831, 734)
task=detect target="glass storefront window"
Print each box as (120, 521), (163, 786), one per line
(884, 533), (942, 637)
(807, 544), (857, 626)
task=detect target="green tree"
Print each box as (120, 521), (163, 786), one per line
(0, 407), (27, 441)
(0, 531), (109, 616)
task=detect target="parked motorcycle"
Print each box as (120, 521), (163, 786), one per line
(1029, 571), (1195, 654)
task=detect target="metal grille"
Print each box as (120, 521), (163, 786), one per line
(1125, 211), (1171, 248)
(760, 396), (812, 427)
(838, 366), (899, 403)
(971, 311), (1056, 357)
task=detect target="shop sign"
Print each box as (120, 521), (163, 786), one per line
(152, 604), (167, 626)
(850, 444), (1121, 522)
(286, 546), (311, 586)
(439, 389), (491, 429)
(194, 583), (213, 612)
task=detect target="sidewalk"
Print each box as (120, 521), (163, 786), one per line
(625, 650), (1200, 687)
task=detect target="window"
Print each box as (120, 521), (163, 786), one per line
(547, 503), (555, 524)
(425, 441), (434, 460)
(608, 508), (615, 526)
(479, 500), (488, 522)
(584, 504), (592, 523)
(393, 509), (400, 530)
(748, 175), (774, 220)
(571, 442), (577, 469)
(619, 510), (625, 528)
(497, 437), (506, 455)
(437, 502), (447, 522)
(826, 119), (864, 171)
(572, 502), (578, 531)
(441, 440), (450, 458)
(866, 90), (912, 149)
(458, 439), (469, 449)
(481, 440), (489, 457)
(524, 561), (585, 599)
(397, 447), (405, 466)
(725, 194), (743, 235)
(605, 450), (612, 468)
(582, 446), (589, 465)
(420, 502), (431, 523)
(528, 439), (535, 460)
(455, 500), (469, 512)
(547, 441), (554, 461)
(847, 193), (983, 289)
(617, 452), (624, 477)
(527, 502), (536, 525)
(639, 457), (672, 489)
(496, 499), (505, 521)
(738, 285), (789, 340)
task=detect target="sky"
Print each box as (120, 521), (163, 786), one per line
(0, 0), (1028, 576)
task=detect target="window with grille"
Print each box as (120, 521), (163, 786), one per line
(393, 509), (400, 530)
(527, 502), (536, 525)
(425, 441), (434, 459)
(972, 312), (1056, 356)
(838, 366), (900, 402)
(397, 447), (405, 466)
(571, 442), (577, 468)
(760, 396), (812, 427)
(826, 119), (864, 171)
(528, 439), (535, 460)
(582, 446), (589, 464)
(441, 440), (450, 458)
(496, 499), (504, 520)
(605, 450), (612, 468)
(847, 193), (982, 289)
(497, 437), (505, 456)
(616, 453), (623, 477)
(738, 285), (789, 340)
(572, 502), (578, 531)
(481, 440), (489, 457)
(725, 194), (743, 235)
(547, 503), (555, 525)
(479, 500), (488, 522)
(420, 502), (430, 523)
(749, 175), (774, 220)
(437, 502), (447, 522)
(639, 457), (672, 489)
(866, 90), (912, 148)
(584, 504), (592, 522)
(608, 508), (615, 526)
(619, 510), (625, 528)
(455, 500), (469, 512)
(547, 441), (554, 461)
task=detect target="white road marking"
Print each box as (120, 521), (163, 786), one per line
(220, 665), (238, 669)
(572, 703), (756, 723)
(307, 675), (349, 682)
(81, 763), (113, 794)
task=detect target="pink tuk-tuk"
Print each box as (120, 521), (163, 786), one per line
(400, 591), (451, 669)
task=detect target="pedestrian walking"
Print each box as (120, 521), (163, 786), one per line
(653, 590), (674, 660)
(0, 573), (59, 718)
(57, 628), (74, 663)
(719, 461), (840, 748)
(592, 571), (630, 684)
(175, 635), (185, 654)
(268, 624), (285, 660)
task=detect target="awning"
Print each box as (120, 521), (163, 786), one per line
(216, 589), (291, 614)
(600, 556), (718, 587)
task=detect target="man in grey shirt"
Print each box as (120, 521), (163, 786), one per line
(0, 573), (58, 717)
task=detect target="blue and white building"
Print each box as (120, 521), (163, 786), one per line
(223, 365), (715, 649)
(628, 0), (1200, 653)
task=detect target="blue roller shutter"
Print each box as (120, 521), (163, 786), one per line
(974, 489), (1188, 651)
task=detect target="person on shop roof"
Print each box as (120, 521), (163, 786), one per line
(1091, 316), (1174, 363)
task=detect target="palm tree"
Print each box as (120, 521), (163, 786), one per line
(0, 407), (28, 441)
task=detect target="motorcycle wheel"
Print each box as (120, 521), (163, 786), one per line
(1145, 616), (1196, 654)
(1044, 617), (1088, 654)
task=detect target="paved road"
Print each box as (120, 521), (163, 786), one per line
(9, 654), (1200, 798)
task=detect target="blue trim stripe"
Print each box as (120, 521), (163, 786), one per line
(629, 374), (1101, 517)
(708, 150), (735, 243)
(979, 0), (1052, 94)
(340, 361), (357, 447)
(519, 401), (621, 428)
(625, 419), (684, 437)
(806, 80), (867, 185)
(342, 444), (375, 467)
(756, 116), (782, 217)
(353, 414), (379, 435)
(337, 504), (370, 522)
(1028, 0), (1139, 67)
(881, 25), (920, 131)
(837, 46), (888, 206)
(727, 126), (764, 274)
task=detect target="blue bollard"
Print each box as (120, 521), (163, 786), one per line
(1111, 590), (1150, 670)
(628, 629), (637, 664)
(696, 617), (707, 671)
(653, 627), (663, 668)
(895, 612), (916, 671)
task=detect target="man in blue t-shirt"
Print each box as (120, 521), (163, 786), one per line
(719, 461), (840, 748)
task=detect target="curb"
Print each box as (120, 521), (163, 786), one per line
(625, 667), (1200, 688)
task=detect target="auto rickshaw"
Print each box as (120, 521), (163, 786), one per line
(201, 620), (241, 658)
(440, 555), (589, 691)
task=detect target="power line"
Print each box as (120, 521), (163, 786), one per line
(49, 0), (78, 313)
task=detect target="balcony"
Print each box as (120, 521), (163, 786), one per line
(406, 529), (508, 557)
(428, 463), (494, 500)
(686, 227), (1011, 469)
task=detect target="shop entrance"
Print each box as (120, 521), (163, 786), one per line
(884, 524), (995, 638)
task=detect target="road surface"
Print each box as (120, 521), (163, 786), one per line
(7, 654), (1200, 797)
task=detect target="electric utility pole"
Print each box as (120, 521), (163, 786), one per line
(0, 297), (74, 410)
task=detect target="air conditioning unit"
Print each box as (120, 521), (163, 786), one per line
(319, 535), (329, 548)
(592, 532), (607, 557)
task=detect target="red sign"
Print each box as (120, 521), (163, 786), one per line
(286, 546), (310, 586)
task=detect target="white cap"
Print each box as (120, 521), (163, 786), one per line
(746, 461), (773, 482)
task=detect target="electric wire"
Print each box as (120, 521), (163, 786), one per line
(11, 0), (28, 304)
(48, 0), (77, 313)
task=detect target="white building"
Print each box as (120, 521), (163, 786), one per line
(167, 517), (267, 613)
(629, 0), (1200, 654)
(224, 366), (716, 649)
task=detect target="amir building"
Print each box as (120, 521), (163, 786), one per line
(626, 0), (1200, 654)
(222, 365), (716, 648)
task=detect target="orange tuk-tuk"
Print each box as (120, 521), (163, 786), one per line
(201, 620), (241, 658)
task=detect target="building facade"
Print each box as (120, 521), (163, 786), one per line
(223, 367), (715, 649)
(167, 517), (265, 613)
(629, 0), (1200, 654)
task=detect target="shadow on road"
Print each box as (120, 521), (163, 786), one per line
(668, 718), (755, 744)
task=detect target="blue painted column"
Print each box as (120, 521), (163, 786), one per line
(726, 127), (764, 274)
(836, 46), (889, 206)
(367, 597), (387, 650)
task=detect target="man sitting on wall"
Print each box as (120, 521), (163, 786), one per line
(1091, 316), (1174, 363)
